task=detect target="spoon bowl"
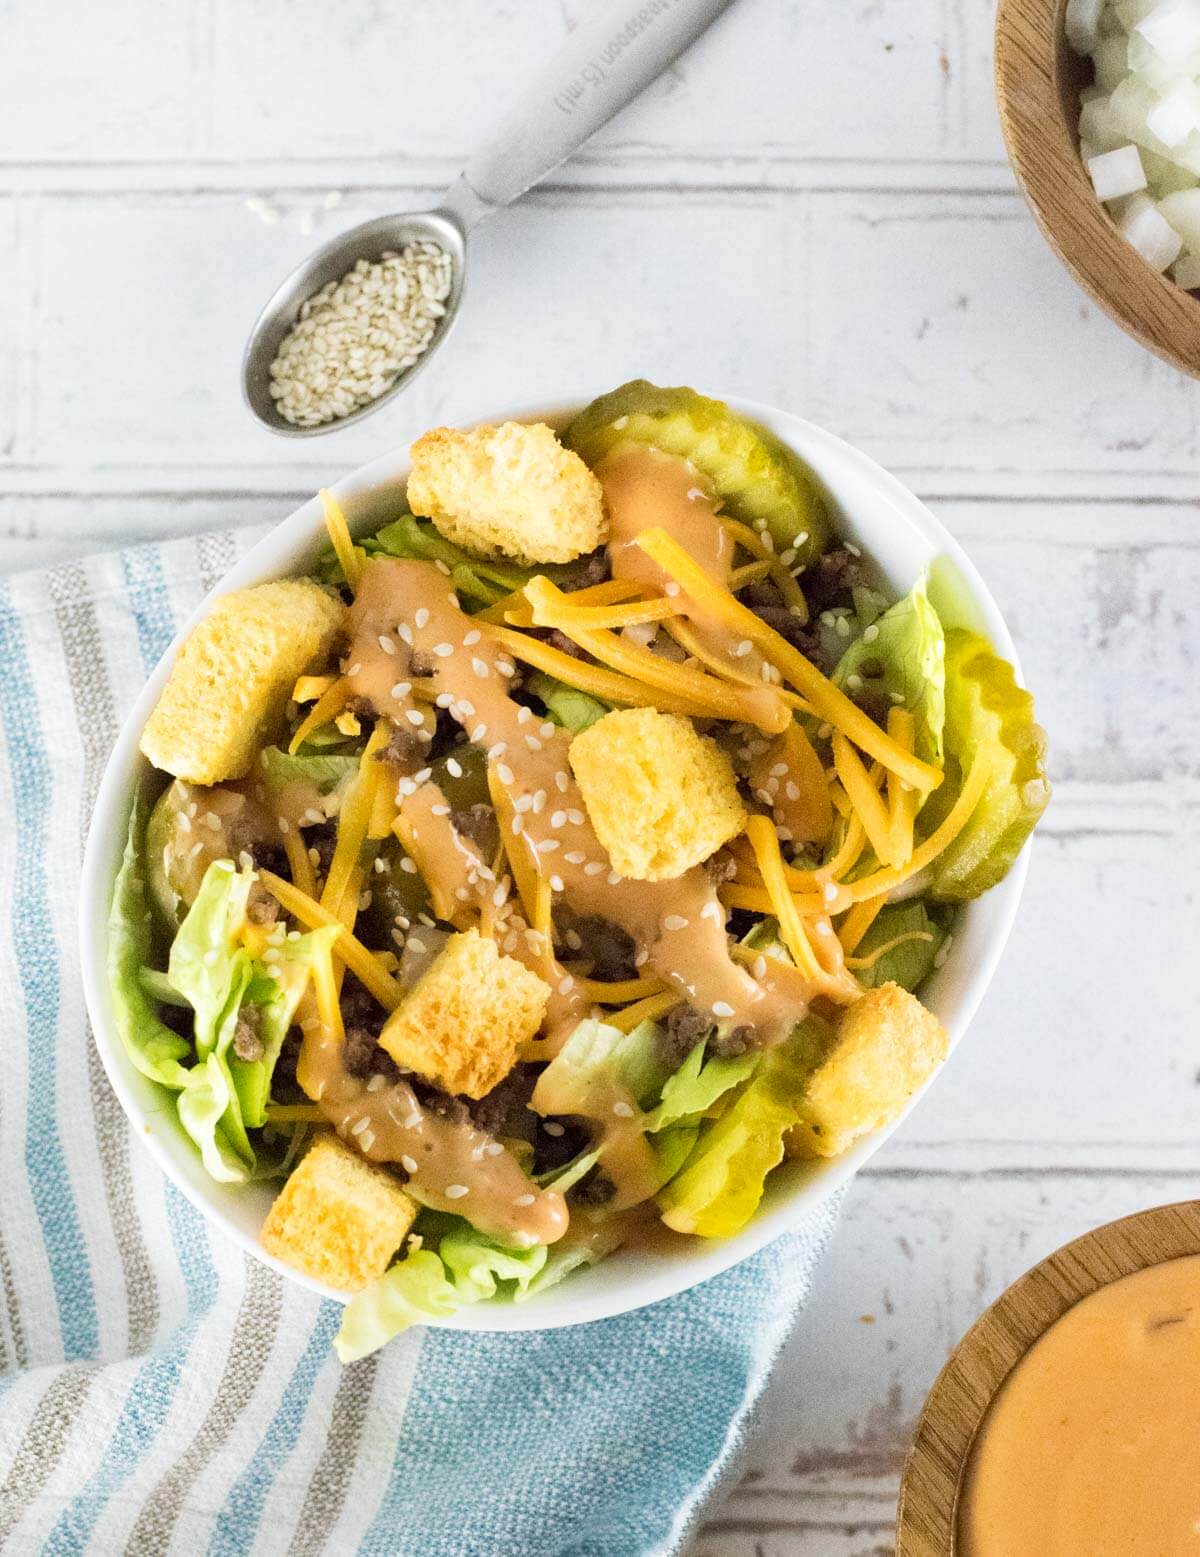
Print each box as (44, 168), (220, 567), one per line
(241, 209), (468, 437)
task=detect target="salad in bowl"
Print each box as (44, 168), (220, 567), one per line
(97, 382), (1049, 1359)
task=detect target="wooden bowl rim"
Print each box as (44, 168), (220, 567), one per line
(895, 1198), (1200, 1554)
(994, 0), (1200, 378)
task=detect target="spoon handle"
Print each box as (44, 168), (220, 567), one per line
(454, 0), (738, 222)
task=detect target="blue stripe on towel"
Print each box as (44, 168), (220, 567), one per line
(360, 1234), (809, 1557)
(206, 1305), (342, 1557)
(45, 1188), (216, 1553)
(45, 555), (219, 1550)
(0, 581), (98, 1363)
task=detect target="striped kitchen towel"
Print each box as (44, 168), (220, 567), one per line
(0, 530), (842, 1557)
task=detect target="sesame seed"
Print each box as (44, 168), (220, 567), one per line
(664, 914), (688, 931)
(845, 541), (862, 557)
(445, 757), (463, 778)
(665, 582), (681, 597)
(379, 634), (396, 654)
(404, 1112), (423, 1129)
(515, 1192), (536, 1207)
(846, 673), (864, 691)
(539, 722), (555, 740)
(863, 623), (880, 644)
(399, 857), (419, 874)
(366, 1073), (389, 1091)
(538, 838), (559, 852)
(391, 681), (411, 699)
(835, 616), (851, 638)
(779, 548), (797, 567)
(770, 762), (788, 777)
(543, 1122), (565, 1137)
(612, 1101), (635, 1119)
(531, 789), (546, 813)
(268, 241), (453, 428)
(487, 742), (507, 760)
(818, 723), (833, 740)
(349, 1117), (370, 1136)
(471, 723), (486, 742)
(700, 900), (722, 922)
(277, 817), (290, 835)
(435, 559), (451, 576)
(497, 763), (515, 785)
(793, 531), (809, 548)
(890, 691), (906, 706)
(548, 874), (563, 892)
(445, 1184), (469, 1199)
(565, 850), (586, 865)
(555, 772), (569, 793)
(824, 882), (839, 902)
(815, 921), (832, 936)
(432, 803), (450, 817)
(753, 955), (768, 979)
(397, 624), (413, 646)
(558, 976), (574, 996)
(550, 810), (566, 829)
(432, 642), (453, 658)
(607, 870), (621, 885)
(472, 657), (489, 678)
(401, 1155), (419, 1173)
(712, 1001), (735, 1019)
(566, 809), (584, 825)
(525, 734), (542, 751)
(406, 709), (425, 727)
(733, 640), (753, 657)
(584, 861), (604, 876)
(177, 812), (192, 833)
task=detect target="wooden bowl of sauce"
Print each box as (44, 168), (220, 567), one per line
(994, 0), (1200, 376)
(897, 1200), (1200, 1555)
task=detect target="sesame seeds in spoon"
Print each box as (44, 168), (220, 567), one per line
(240, 0), (739, 436)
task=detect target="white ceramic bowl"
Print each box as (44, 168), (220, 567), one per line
(80, 394), (1029, 1331)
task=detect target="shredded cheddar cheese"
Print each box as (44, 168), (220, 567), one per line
(320, 488), (361, 590)
(257, 868), (404, 1011)
(635, 528), (943, 791)
(744, 815), (825, 981)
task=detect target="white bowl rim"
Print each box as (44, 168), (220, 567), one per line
(79, 391), (1029, 1332)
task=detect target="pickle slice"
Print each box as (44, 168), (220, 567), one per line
(562, 380), (830, 565)
(926, 631), (1050, 901)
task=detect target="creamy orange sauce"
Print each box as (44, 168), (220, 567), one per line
(959, 1254), (1200, 1557)
(600, 443), (778, 698)
(345, 557), (834, 1040)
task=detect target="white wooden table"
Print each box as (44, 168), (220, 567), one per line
(6, 2), (1197, 1550)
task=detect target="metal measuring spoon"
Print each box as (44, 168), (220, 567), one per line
(242, 0), (737, 436)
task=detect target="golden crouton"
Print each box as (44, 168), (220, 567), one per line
(407, 421), (607, 566)
(379, 928), (549, 1098)
(569, 707), (746, 881)
(260, 1133), (417, 1292)
(141, 580), (343, 785)
(785, 983), (949, 1160)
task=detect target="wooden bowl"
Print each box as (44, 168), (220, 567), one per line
(995, 0), (1200, 375)
(895, 1199), (1200, 1554)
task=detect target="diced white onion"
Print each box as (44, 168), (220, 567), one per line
(1073, 0), (1200, 284)
(1119, 191), (1185, 265)
(1135, 0), (1200, 61)
(1087, 143), (1150, 197)
(1147, 76), (1200, 138)
(1067, 0), (1108, 52)
(1171, 249), (1200, 283)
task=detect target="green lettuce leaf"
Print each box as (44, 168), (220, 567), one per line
(371, 515), (534, 607)
(657, 1017), (831, 1238)
(168, 859), (253, 1054)
(528, 672), (610, 735)
(437, 1221), (549, 1304)
(834, 574), (946, 769)
(108, 796), (193, 1089)
(532, 1018), (671, 1119)
(851, 901), (950, 993)
(230, 926), (340, 1128)
(333, 1249), (460, 1363)
(258, 746), (358, 795)
(178, 1051), (254, 1184)
(646, 1042), (757, 1134)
